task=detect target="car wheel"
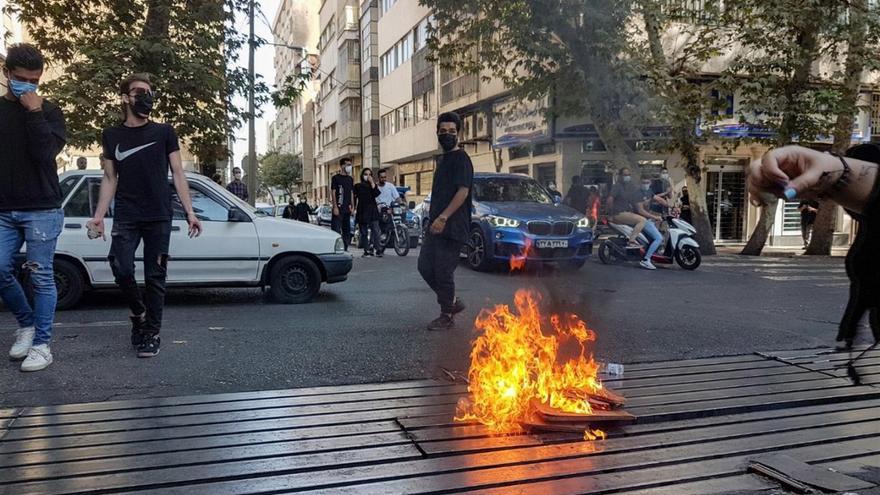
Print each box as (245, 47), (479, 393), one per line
(21, 258), (85, 311)
(467, 227), (493, 272)
(269, 255), (322, 304)
(675, 244), (702, 270)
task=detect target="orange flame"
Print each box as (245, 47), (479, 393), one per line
(455, 289), (605, 439)
(509, 241), (533, 271)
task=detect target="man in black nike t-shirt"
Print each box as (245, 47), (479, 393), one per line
(87, 73), (202, 358)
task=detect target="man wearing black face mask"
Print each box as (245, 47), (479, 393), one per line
(418, 112), (473, 331)
(88, 73), (202, 359)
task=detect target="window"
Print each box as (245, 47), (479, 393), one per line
(173, 185), (229, 222)
(64, 179), (94, 218)
(380, 0), (398, 16)
(509, 146), (530, 160)
(59, 176), (80, 200)
(418, 171), (433, 196)
(582, 140), (606, 152)
(533, 141), (556, 156)
(871, 93), (880, 136)
(319, 16), (336, 50)
(510, 165), (529, 175)
(380, 31), (417, 77)
(413, 17), (429, 51)
(782, 201), (802, 233)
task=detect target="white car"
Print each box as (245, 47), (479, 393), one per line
(22, 171), (352, 309)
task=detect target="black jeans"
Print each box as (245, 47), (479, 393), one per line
(418, 234), (462, 314)
(331, 211), (352, 250)
(109, 221), (171, 336)
(359, 220), (382, 254)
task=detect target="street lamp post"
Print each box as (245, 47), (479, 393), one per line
(246, 0), (257, 206)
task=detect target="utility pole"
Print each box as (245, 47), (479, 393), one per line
(246, 0), (257, 206)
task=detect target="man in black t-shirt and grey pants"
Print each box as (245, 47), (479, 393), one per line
(331, 158), (355, 250)
(87, 73), (203, 358)
(418, 112), (474, 331)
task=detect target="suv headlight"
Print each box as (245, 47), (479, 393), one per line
(577, 217), (591, 229)
(335, 237), (345, 253)
(487, 215), (521, 228)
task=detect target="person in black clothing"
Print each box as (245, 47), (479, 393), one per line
(418, 112), (473, 331)
(87, 73), (203, 358)
(798, 199), (819, 248)
(564, 175), (590, 215)
(0, 44), (67, 372)
(331, 158), (355, 250)
(679, 186), (692, 224)
(547, 182), (562, 203)
(282, 198), (297, 219)
(294, 197), (314, 223)
(354, 168), (382, 257)
(748, 145), (879, 354)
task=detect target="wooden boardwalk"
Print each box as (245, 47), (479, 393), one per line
(2, 347), (880, 494)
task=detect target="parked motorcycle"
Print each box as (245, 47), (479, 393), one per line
(379, 202), (410, 257)
(598, 216), (701, 270)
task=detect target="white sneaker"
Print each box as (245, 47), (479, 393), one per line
(21, 344), (53, 372)
(9, 326), (35, 360)
(640, 259), (657, 270)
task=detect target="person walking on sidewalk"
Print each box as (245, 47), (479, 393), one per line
(331, 158), (355, 251)
(418, 112), (473, 331)
(226, 167), (248, 202)
(799, 199), (819, 248)
(354, 168), (382, 257)
(87, 73), (203, 358)
(0, 44), (67, 372)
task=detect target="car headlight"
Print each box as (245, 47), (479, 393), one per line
(577, 217), (591, 229)
(334, 237), (345, 253)
(487, 215), (521, 228)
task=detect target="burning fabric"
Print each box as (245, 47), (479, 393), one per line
(455, 289), (633, 439)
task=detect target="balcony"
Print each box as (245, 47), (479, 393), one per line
(440, 73), (479, 106)
(338, 121), (362, 148)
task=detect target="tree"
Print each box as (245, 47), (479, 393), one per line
(259, 152), (302, 198)
(10, 0), (270, 164)
(722, 0), (842, 256)
(421, 0), (721, 253)
(807, 0), (879, 255)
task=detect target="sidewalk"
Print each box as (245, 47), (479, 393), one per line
(715, 244), (849, 257)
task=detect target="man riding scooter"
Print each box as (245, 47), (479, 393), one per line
(607, 168), (664, 270)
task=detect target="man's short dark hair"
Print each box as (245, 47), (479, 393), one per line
(378, 168), (388, 176)
(437, 112), (462, 132)
(571, 175), (581, 185)
(233, 167), (242, 173)
(340, 158), (352, 167)
(5, 44), (44, 72)
(119, 73), (152, 95)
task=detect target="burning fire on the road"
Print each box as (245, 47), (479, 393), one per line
(455, 289), (631, 440)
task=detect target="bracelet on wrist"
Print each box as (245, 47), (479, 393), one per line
(823, 152), (852, 198)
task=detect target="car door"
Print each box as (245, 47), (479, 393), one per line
(61, 176), (122, 285)
(166, 180), (260, 283)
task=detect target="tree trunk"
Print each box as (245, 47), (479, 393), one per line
(138, 0), (174, 73)
(806, 0), (866, 256)
(684, 173), (716, 255)
(741, 22), (819, 256)
(741, 200), (777, 256)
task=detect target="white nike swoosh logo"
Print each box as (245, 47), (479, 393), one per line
(115, 142), (157, 161)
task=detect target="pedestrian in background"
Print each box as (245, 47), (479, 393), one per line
(418, 112), (472, 331)
(679, 186), (692, 224)
(294, 196), (314, 223)
(227, 167), (248, 202)
(282, 198), (297, 219)
(0, 43), (67, 372)
(547, 182), (562, 203)
(564, 175), (589, 215)
(331, 158), (355, 251)
(76, 157), (87, 170)
(799, 199), (819, 249)
(87, 73), (203, 358)
(354, 168), (382, 257)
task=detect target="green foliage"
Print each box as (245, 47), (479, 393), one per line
(259, 151), (302, 197)
(10, 0), (271, 164)
(272, 72), (311, 108)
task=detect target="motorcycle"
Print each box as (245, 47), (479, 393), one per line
(379, 202), (411, 257)
(598, 216), (701, 270)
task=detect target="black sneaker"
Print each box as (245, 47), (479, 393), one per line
(130, 316), (146, 348)
(137, 335), (160, 358)
(427, 314), (454, 331)
(376, 251), (384, 258)
(451, 298), (466, 315)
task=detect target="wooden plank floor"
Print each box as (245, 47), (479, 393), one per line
(2, 350), (880, 494)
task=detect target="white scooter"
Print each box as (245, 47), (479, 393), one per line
(598, 216), (702, 270)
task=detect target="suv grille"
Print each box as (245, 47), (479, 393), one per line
(527, 221), (573, 236)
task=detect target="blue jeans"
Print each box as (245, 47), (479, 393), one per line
(0, 209), (64, 345)
(642, 220), (663, 261)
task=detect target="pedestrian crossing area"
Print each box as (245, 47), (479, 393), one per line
(702, 255), (849, 287)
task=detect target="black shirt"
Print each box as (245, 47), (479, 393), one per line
(294, 202), (312, 222)
(102, 122), (180, 222)
(564, 184), (589, 213)
(609, 183), (640, 215)
(800, 200), (819, 224)
(0, 98), (66, 211)
(429, 149), (474, 244)
(331, 174), (354, 210)
(354, 182), (380, 224)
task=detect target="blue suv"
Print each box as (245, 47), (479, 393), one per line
(465, 173), (593, 271)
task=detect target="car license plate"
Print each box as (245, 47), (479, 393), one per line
(536, 239), (568, 248)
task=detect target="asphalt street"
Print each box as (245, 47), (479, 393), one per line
(0, 249), (857, 408)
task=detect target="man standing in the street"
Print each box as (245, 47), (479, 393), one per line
(227, 167), (248, 202)
(376, 169), (401, 206)
(799, 199), (819, 249)
(294, 196), (314, 223)
(87, 73), (203, 358)
(564, 175), (590, 215)
(76, 157), (88, 170)
(0, 43), (66, 372)
(418, 112), (473, 331)
(331, 158), (355, 251)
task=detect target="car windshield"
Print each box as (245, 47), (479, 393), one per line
(473, 177), (553, 204)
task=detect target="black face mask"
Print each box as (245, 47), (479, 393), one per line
(438, 134), (457, 152)
(131, 93), (154, 118)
